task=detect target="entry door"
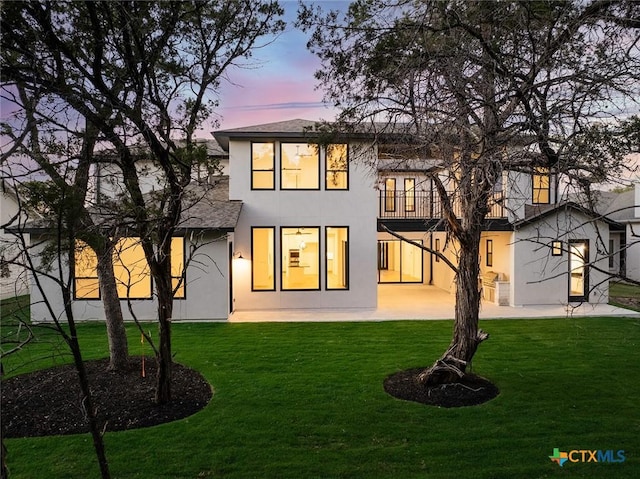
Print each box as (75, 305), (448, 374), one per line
(568, 240), (589, 302)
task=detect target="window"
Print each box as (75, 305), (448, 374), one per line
(377, 239), (423, 283)
(326, 227), (348, 289)
(281, 227), (320, 290)
(252, 142), (275, 189)
(486, 239), (493, 267)
(532, 167), (550, 204)
(384, 178), (396, 212)
(435, 238), (441, 262)
(552, 241), (563, 256)
(74, 240), (100, 299)
(281, 143), (319, 189)
(252, 227), (275, 291)
(569, 240), (589, 301)
(404, 178), (415, 212)
(326, 144), (348, 190)
(609, 239), (615, 269)
(74, 237), (185, 300)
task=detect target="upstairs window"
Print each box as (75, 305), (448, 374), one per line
(326, 144), (348, 190)
(281, 143), (319, 189)
(252, 142), (275, 190)
(404, 178), (415, 212)
(384, 178), (396, 212)
(532, 167), (550, 204)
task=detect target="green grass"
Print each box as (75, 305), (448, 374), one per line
(609, 282), (640, 311)
(3, 317), (640, 478)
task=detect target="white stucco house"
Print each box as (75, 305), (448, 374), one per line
(22, 119), (629, 322)
(1, 180), (30, 300)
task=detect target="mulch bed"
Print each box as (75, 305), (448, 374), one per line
(383, 368), (499, 407)
(1, 357), (212, 438)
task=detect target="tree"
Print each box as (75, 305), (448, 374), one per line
(1, 0), (285, 403)
(299, 0), (640, 384)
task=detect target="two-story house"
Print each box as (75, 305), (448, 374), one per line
(25, 118), (621, 323)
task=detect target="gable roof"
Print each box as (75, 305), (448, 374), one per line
(514, 201), (624, 230)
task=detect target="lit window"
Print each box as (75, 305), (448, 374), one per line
(326, 227), (348, 289)
(326, 144), (348, 190)
(252, 227), (275, 291)
(252, 142), (275, 189)
(74, 237), (185, 300)
(171, 237), (185, 299)
(435, 238), (441, 262)
(486, 239), (493, 267)
(533, 167), (550, 204)
(74, 240), (100, 299)
(385, 178), (396, 212)
(405, 178), (415, 212)
(281, 143), (319, 189)
(552, 240), (563, 256)
(282, 227), (320, 290)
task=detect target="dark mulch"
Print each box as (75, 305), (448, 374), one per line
(1, 357), (212, 438)
(383, 368), (499, 407)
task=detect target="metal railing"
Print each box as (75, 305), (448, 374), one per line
(378, 190), (505, 219)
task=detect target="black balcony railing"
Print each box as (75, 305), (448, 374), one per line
(378, 190), (505, 219)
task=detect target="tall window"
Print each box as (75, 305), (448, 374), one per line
(532, 167), (550, 204)
(385, 178), (396, 212)
(252, 227), (275, 291)
(404, 178), (415, 212)
(281, 227), (320, 290)
(252, 142), (275, 189)
(74, 237), (185, 299)
(326, 144), (348, 190)
(326, 227), (348, 289)
(486, 239), (493, 267)
(74, 240), (100, 299)
(281, 143), (319, 189)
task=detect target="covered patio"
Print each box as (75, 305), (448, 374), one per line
(228, 284), (639, 322)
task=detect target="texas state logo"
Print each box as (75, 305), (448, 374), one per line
(549, 448), (625, 467)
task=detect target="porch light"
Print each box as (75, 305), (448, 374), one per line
(233, 251), (244, 259)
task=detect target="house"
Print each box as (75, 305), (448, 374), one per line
(24, 119), (624, 322)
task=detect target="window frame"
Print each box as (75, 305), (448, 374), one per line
(325, 143), (349, 190)
(435, 238), (441, 262)
(251, 142), (276, 190)
(532, 167), (551, 204)
(384, 178), (396, 212)
(281, 226), (321, 291)
(552, 240), (563, 257)
(251, 226), (276, 291)
(486, 239), (493, 267)
(404, 178), (415, 212)
(325, 226), (349, 290)
(280, 142), (320, 190)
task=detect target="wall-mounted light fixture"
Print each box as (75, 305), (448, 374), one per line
(233, 251), (244, 259)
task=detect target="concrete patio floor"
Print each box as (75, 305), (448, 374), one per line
(229, 284), (640, 322)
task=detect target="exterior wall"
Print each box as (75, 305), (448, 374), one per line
(624, 221), (640, 281)
(29, 232), (230, 322)
(511, 211), (609, 306)
(1, 189), (30, 299)
(230, 139), (378, 311)
(504, 170), (560, 223)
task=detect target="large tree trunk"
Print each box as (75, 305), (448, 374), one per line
(94, 241), (129, 371)
(418, 226), (489, 385)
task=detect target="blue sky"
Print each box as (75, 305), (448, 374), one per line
(213, 1), (348, 132)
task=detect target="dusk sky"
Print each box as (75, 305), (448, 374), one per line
(212, 1), (348, 134)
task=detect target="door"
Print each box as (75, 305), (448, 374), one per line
(568, 240), (589, 302)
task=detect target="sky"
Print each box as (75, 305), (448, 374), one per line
(210, 1), (348, 134)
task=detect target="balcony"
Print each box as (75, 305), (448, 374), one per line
(378, 190), (505, 219)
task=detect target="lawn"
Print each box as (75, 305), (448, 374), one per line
(2, 313), (640, 478)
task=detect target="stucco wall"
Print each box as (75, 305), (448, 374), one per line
(229, 139), (378, 311)
(511, 210), (609, 306)
(29, 233), (230, 322)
